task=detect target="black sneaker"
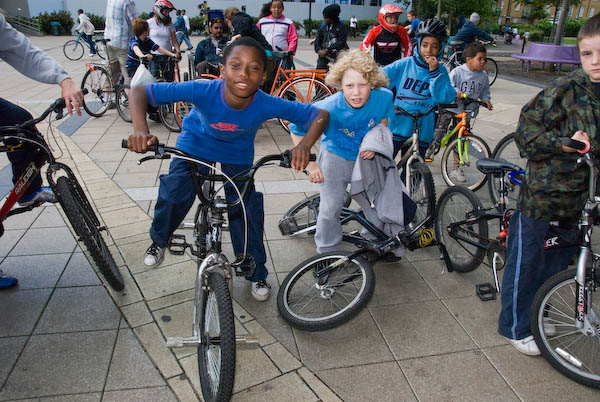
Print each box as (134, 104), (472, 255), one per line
(144, 242), (165, 268)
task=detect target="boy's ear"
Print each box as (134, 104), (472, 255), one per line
(219, 64), (224, 78)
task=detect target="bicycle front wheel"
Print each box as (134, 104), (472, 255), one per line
(488, 132), (525, 211)
(532, 269), (600, 389)
(174, 101), (193, 128)
(81, 67), (112, 117)
(55, 177), (124, 291)
(407, 161), (436, 230)
(63, 39), (84, 60)
(197, 272), (235, 402)
(277, 251), (375, 331)
(115, 86), (131, 122)
(440, 134), (491, 191)
(485, 57), (498, 87)
(159, 103), (182, 132)
(434, 186), (488, 272)
(279, 193), (320, 237)
(277, 77), (332, 132)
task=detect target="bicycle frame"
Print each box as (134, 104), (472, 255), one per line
(439, 111), (472, 166)
(268, 55), (329, 98)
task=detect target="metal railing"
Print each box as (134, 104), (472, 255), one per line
(8, 15), (42, 33)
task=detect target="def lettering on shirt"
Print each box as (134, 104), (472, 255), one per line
(402, 78), (430, 94)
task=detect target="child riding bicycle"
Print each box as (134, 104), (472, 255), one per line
(126, 18), (179, 79)
(498, 14), (600, 356)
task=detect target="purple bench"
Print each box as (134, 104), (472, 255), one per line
(512, 43), (581, 74)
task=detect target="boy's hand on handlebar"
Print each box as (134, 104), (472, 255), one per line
(562, 130), (590, 153)
(483, 100), (493, 110)
(127, 134), (157, 153)
(360, 150), (375, 160)
(60, 78), (84, 116)
(305, 162), (324, 183)
(290, 144), (311, 172)
(455, 90), (464, 100)
(145, 54), (153, 61)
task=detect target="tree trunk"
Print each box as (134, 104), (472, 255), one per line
(553, 0), (570, 45)
(437, 0), (442, 20)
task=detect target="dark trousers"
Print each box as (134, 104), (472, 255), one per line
(150, 158), (268, 282)
(195, 61), (220, 77)
(0, 98), (42, 198)
(498, 210), (577, 340)
(82, 33), (96, 54)
(316, 56), (329, 71)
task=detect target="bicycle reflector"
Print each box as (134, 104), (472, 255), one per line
(86, 63), (94, 71)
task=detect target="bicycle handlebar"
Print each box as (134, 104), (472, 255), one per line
(394, 105), (440, 120)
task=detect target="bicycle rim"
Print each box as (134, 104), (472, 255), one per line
(485, 58), (498, 86)
(407, 161), (436, 230)
(96, 43), (106, 60)
(277, 78), (332, 132)
(441, 135), (490, 191)
(174, 101), (192, 128)
(197, 272), (235, 402)
(488, 133), (525, 210)
(280, 194), (320, 236)
(81, 68), (112, 117)
(116, 86), (131, 122)
(159, 104), (181, 132)
(532, 269), (600, 388)
(63, 40), (84, 60)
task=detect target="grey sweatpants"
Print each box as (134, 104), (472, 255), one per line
(316, 149), (355, 254)
(107, 44), (130, 85)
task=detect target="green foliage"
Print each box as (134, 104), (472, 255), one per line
(535, 19), (553, 36)
(189, 16), (204, 32)
(303, 19), (322, 36)
(138, 12), (151, 21)
(36, 10), (74, 35)
(420, 0), (498, 33)
(293, 20), (303, 31)
(565, 17), (586, 37)
(87, 13), (105, 30)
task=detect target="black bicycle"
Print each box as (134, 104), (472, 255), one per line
(0, 93), (124, 291)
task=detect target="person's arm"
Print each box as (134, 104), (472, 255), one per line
(314, 27), (324, 52)
(474, 26), (494, 42)
(398, 27), (410, 58)
(126, 0), (138, 21)
(157, 46), (177, 58)
(194, 42), (205, 66)
(169, 28), (181, 55)
(132, 45), (146, 59)
(329, 23), (348, 52)
(430, 66), (457, 105)
(127, 85), (156, 153)
(290, 109), (329, 171)
(76, 15), (85, 32)
(360, 27), (378, 51)
(287, 22), (298, 54)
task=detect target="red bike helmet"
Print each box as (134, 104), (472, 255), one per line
(153, 0), (175, 22)
(378, 4), (403, 33)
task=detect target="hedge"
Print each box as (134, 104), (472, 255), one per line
(87, 13), (105, 30)
(36, 10), (73, 35)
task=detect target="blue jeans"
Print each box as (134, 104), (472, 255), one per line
(0, 98), (42, 198)
(82, 33), (96, 54)
(176, 31), (193, 49)
(150, 158), (268, 282)
(498, 210), (577, 340)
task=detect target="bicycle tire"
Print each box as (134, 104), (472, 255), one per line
(277, 251), (375, 331)
(531, 268), (600, 389)
(488, 132), (525, 211)
(434, 186), (488, 272)
(407, 161), (436, 230)
(63, 39), (84, 61)
(197, 272), (236, 402)
(174, 101), (192, 129)
(115, 86), (131, 123)
(96, 43), (107, 60)
(159, 103), (182, 132)
(440, 134), (491, 191)
(55, 177), (124, 291)
(485, 57), (498, 87)
(81, 67), (112, 117)
(277, 77), (333, 132)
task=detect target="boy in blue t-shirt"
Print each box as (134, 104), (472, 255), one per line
(290, 49), (393, 254)
(383, 18), (456, 162)
(126, 18), (178, 78)
(126, 37), (329, 301)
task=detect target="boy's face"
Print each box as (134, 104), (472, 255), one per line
(385, 14), (398, 26)
(221, 46), (266, 101)
(271, 1), (284, 18)
(341, 68), (371, 109)
(420, 36), (441, 60)
(466, 51), (486, 72)
(210, 22), (223, 39)
(579, 35), (600, 83)
(323, 16), (334, 25)
(407, 14), (414, 22)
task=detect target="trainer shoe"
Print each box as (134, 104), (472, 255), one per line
(450, 168), (466, 183)
(89, 53), (97, 58)
(144, 242), (165, 268)
(251, 280), (271, 302)
(18, 186), (57, 206)
(508, 335), (540, 356)
(0, 270), (17, 289)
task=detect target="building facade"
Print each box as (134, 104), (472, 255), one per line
(495, 0), (599, 25)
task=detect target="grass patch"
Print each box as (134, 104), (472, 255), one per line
(562, 37), (577, 45)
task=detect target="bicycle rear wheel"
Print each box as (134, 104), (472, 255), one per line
(55, 177), (124, 291)
(485, 57), (498, 87)
(440, 134), (491, 191)
(115, 86), (131, 122)
(407, 161), (436, 230)
(277, 251), (375, 331)
(159, 103), (182, 132)
(532, 268), (600, 389)
(279, 194), (320, 237)
(434, 186), (488, 273)
(174, 101), (192, 128)
(96, 42), (107, 60)
(277, 77), (332, 132)
(197, 272), (235, 402)
(81, 67), (112, 117)
(488, 132), (525, 211)
(63, 40), (84, 60)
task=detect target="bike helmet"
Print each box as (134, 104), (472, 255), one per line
(378, 4), (403, 33)
(415, 18), (448, 42)
(153, 0), (175, 23)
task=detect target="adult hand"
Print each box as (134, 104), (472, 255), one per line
(127, 133), (158, 153)
(60, 78), (84, 116)
(305, 162), (324, 183)
(360, 150), (375, 160)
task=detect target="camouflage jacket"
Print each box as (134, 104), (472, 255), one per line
(516, 69), (600, 221)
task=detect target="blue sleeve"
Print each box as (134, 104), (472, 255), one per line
(269, 96), (320, 136)
(145, 80), (210, 106)
(383, 90), (394, 120)
(149, 39), (159, 52)
(383, 59), (405, 94)
(475, 26), (494, 42)
(429, 66), (456, 105)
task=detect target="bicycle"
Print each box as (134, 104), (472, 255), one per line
(63, 30), (107, 61)
(531, 137), (600, 389)
(487, 132), (526, 211)
(0, 93), (124, 291)
(426, 96), (491, 191)
(442, 40), (498, 86)
(122, 140), (311, 402)
(81, 38), (122, 118)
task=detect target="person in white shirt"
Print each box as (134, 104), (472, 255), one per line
(350, 16), (358, 38)
(147, 0), (181, 81)
(182, 9), (190, 33)
(76, 9), (96, 57)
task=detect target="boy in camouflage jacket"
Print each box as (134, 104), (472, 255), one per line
(498, 13), (600, 356)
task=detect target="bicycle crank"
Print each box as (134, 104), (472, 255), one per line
(166, 334), (259, 348)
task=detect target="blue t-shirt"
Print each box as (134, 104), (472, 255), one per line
(289, 88), (393, 161)
(145, 79), (319, 165)
(127, 36), (159, 70)
(410, 18), (421, 33)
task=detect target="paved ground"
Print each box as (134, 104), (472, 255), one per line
(0, 35), (598, 402)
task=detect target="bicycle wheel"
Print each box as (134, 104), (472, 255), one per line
(440, 134), (491, 191)
(485, 57), (498, 87)
(531, 268), (600, 388)
(63, 39), (84, 60)
(197, 272), (235, 402)
(174, 101), (192, 128)
(115, 86), (131, 123)
(277, 77), (333, 132)
(277, 251), (375, 331)
(407, 161), (436, 230)
(488, 132), (526, 211)
(81, 67), (112, 117)
(434, 186), (488, 272)
(159, 103), (182, 132)
(55, 177), (124, 291)
(95, 42), (107, 60)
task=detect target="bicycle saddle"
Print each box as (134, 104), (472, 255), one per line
(476, 158), (521, 174)
(95, 38), (111, 43)
(271, 50), (293, 59)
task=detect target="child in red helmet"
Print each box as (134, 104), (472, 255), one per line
(360, 4), (409, 66)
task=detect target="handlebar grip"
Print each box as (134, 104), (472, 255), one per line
(121, 139), (160, 153)
(560, 137), (590, 154)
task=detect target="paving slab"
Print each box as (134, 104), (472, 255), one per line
(56, 252), (102, 287)
(9, 227), (76, 256)
(102, 387), (178, 402)
(231, 371), (318, 402)
(0, 289), (52, 337)
(0, 253), (69, 289)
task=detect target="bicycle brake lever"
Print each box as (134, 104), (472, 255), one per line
(137, 153), (170, 165)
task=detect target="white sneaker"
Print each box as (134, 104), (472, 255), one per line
(450, 168), (466, 183)
(251, 280), (271, 302)
(144, 242), (164, 268)
(89, 53), (97, 58)
(509, 335), (540, 356)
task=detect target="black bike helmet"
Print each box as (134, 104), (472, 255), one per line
(415, 18), (448, 42)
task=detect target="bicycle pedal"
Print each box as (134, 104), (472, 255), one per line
(236, 334), (260, 349)
(166, 336), (201, 348)
(278, 216), (298, 236)
(233, 254), (256, 279)
(476, 283), (497, 301)
(168, 234), (190, 255)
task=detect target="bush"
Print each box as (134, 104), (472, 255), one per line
(138, 12), (151, 21)
(189, 16), (204, 32)
(565, 17), (586, 37)
(303, 18), (322, 37)
(527, 30), (544, 42)
(36, 10), (73, 35)
(87, 13), (105, 30)
(535, 19), (552, 37)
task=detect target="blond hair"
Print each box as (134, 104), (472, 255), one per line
(224, 7), (240, 21)
(325, 49), (389, 90)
